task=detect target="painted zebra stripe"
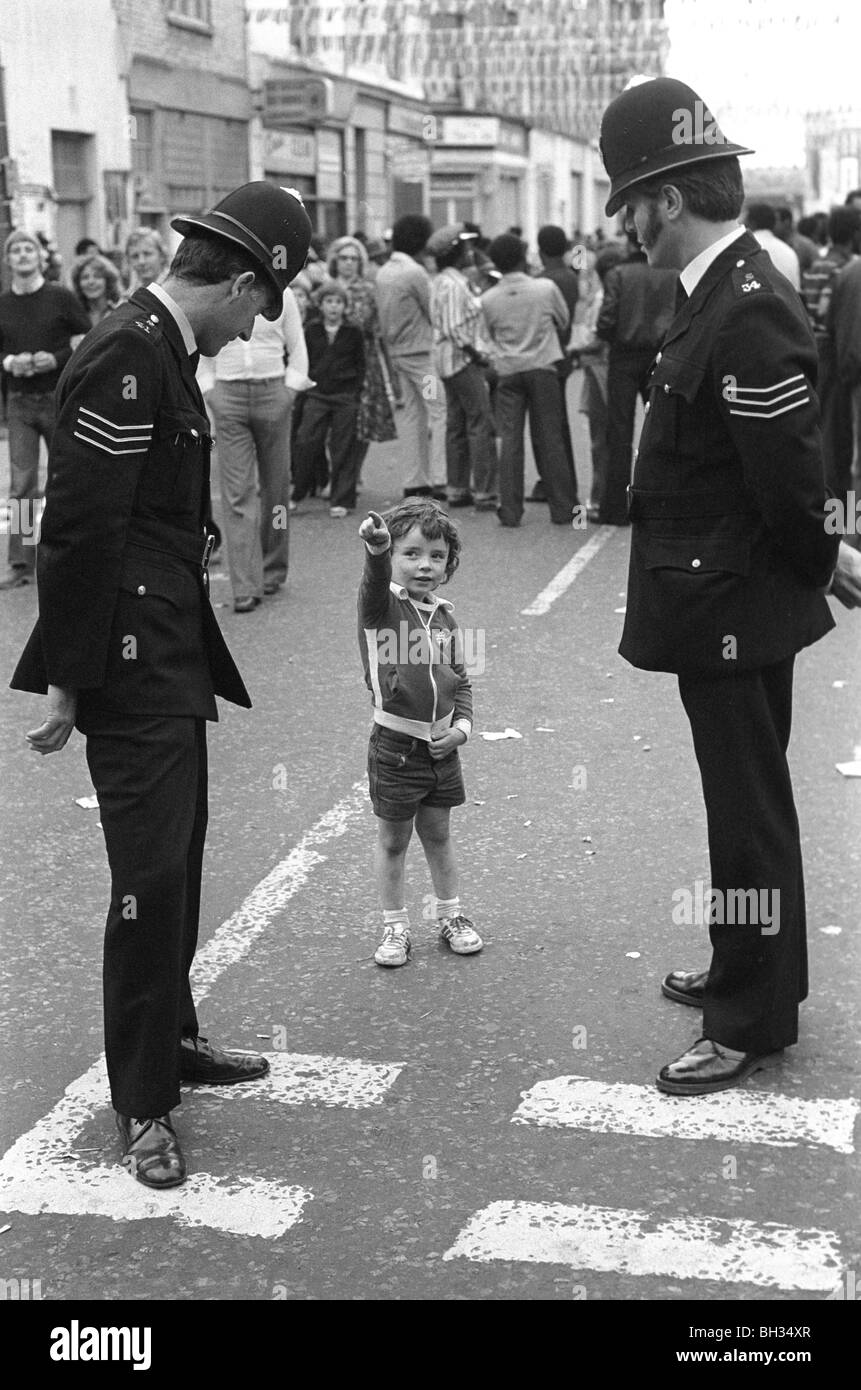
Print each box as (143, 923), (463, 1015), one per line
(521, 527), (616, 616)
(210, 1052), (403, 1110)
(0, 784), (372, 1237)
(442, 1200), (843, 1291)
(511, 1076), (859, 1154)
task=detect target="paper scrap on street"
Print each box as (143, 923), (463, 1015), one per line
(74, 795), (99, 809)
(820, 926), (842, 936)
(480, 728), (522, 741)
(832, 680), (846, 688)
(835, 762), (861, 777)
(614, 606), (626, 614)
(626, 951), (641, 959)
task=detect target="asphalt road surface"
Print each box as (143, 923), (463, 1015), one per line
(1, 395), (859, 1329)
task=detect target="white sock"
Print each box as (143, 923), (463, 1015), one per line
(436, 897), (460, 921)
(383, 908), (410, 930)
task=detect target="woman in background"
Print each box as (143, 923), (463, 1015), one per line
(326, 235), (397, 489)
(72, 252), (123, 330)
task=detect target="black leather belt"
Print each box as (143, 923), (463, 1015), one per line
(125, 523), (214, 590)
(627, 485), (759, 521)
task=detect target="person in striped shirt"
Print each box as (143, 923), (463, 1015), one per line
(428, 225), (499, 510)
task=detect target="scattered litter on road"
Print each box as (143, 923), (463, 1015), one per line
(256, 1034), (270, 1039)
(614, 606), (626, 614)
(642, 745), (652, 752)
(626, 951), (641, 959)
(535, 726), (555, 732)
(516, 853), (528, 860)
(480, 727), (522, 741)
(505, 794), (519, 799)
(581, 835), (592, 843)
(0, 1224), (11, 1235)
(605, 673), (613, 678)
(633, 735), (642, 741)
(585, 849), (596, 856)
(523, 820), (532, 827)
(74, 795), (99, 810)
(832, 680), (846, 688)
(820, 926), (842, 936)
(473, 799), (486, 805)
(835, 760), (861, 777)
(601, 697), (615, 704)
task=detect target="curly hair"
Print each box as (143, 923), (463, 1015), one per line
(382, 499), (462, 583)
(326, 235), (369, 279)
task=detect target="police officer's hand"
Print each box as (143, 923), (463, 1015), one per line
(829, 541), (861, 609)
(26, 685), (77, 755)
(359, 510), (390, 550)
(7, 353), (34, 377)
(32, 351), (57, 374)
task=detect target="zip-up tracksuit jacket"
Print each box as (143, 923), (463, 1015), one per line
(358, 544), (473, 741)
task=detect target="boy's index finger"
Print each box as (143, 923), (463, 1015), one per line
(367, 510), (385, 527)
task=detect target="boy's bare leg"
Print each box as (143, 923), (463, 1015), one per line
(375, 817), (414, 909)
(415, 805), (458, 899)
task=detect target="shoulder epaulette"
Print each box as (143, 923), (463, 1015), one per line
(731, 257), (775, 299)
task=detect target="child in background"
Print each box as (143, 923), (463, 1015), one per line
(293, 279), (365, 517)
(358, 500), (482, 967)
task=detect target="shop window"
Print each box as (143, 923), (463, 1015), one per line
(130, 109), (153, 176)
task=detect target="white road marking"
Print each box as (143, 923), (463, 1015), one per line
(209, 1052), (403, 1110)
(512, 1076), (859, 1154)
(0, 783), (374, 1236)
(521, 527), (616, 616)
(442, 1201), (843, 1291)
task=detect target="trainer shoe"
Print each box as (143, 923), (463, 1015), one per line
(374, 923), (411, 967)
(439, 914), (483, 955)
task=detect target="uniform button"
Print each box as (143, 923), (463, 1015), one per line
(190, 429), (199, 438)
(736, 260), (745, 268)
(137, 584), (147, 595)
(691, 558), (701, 569)
(655, 351), (662, 363)
(149, 315), (159, 322)
(644, 402), (651, 413)
(664, 383), (671, 393)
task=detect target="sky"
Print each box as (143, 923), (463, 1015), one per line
(664, 0), (861, 167)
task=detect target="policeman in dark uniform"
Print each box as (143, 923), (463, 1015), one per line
(11, 183), (312, 1184)
(599, 80), (861, 1094)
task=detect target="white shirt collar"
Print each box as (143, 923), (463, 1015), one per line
(389, 579), (453, 611)
(147, 282), (198, 355)
(680, 225), (746, 297)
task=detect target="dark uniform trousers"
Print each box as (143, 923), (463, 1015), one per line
(678, 656), (807, 1054)
(84, 714), (207, 1117)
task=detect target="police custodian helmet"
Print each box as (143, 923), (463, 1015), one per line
(600, 78), (755, 217)
(172, 181), (313, 318)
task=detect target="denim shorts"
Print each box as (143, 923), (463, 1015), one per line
(367, 725), (466, 821)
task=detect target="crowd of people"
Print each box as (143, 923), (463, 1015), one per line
(3, 193), (861, 609)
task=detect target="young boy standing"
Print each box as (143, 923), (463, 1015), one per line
(358, 500), (483, 967)
(293, 279), (365, 517)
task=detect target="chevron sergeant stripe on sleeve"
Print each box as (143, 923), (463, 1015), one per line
(73, 406), (154, 456)
(725, 373), (810, 420)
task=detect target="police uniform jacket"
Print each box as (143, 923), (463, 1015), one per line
(11, 287), (250, 723)
(622, 231), (839, 675)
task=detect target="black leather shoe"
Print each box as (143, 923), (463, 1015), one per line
(446, 492), (474, 507)
(233, 595), (262, 613)
(431, 487), (449, 501)
(656, 1037), (783, 1095)
(661, 968), (708, 1008)
(116, 1112), (186, 1188)
(403, 485), (433, 497)
(179, 1034), (270, 1085)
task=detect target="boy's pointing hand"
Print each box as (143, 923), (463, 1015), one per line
(359, 511), (390, 549)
